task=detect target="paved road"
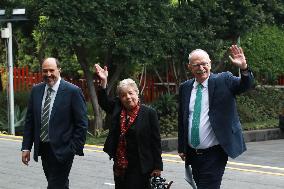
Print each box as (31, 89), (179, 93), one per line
(0, 134), (284, 189)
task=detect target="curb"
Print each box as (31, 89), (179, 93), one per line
(161, 128), (284, 152)
(2, 128), (284, 152)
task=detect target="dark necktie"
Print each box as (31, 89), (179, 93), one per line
(40, 88), (53, 142)
(191, 84), (202, 148)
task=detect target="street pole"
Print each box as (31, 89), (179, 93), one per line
(0, 8), (27, 135)
(7, 22), (15, 135)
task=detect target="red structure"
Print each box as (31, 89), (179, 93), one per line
(1, 67), (170, 103)
(5, 67), (282, 103)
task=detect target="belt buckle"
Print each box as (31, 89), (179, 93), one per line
(195, 149), (203, 155)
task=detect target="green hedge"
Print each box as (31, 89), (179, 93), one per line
(150, 86), (283, 136)
(150, 94), (178, 137)
(237, 86), (283, 130)
(237, 87), (283, 123)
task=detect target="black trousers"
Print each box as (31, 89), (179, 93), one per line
(113, 164), (151, 189)
(40, 142), (74, 189)
(186, 145), (228, 189)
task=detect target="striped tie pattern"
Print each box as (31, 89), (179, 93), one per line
(191, 84), (202, 148)
(40, 88), (53, 142)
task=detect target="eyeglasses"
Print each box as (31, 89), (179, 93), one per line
(190, 62), (210, 67)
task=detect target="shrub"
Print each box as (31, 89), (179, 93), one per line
(0, 105), (27, 134)
(151, 93), (177, 116)
(237, 86), (284, 123)
(159, 112), (178, 137)
(0, 91), (30, 134)
(150, 93), (178, 137)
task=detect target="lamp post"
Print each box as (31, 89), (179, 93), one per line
(0, 8), (27, 135)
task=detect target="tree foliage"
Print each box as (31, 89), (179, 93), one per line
(1, 0), (284, 129)
(242, 25), (284, 84)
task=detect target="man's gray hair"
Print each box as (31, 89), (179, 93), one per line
(188, 49), (210, 64)
(117, 78), (139, 96)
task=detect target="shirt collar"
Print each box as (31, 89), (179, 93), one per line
(193, 76), (209, 89)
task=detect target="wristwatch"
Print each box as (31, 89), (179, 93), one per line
(240, 66), (250, 76)
(240, 66), (249, 71)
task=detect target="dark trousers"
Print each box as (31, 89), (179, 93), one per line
(114, 164), (151, 189)
(186, 145), (228, 189)
(40, 142), (74, 189)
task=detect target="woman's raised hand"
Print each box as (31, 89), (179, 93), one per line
(94, 64), (108, 88)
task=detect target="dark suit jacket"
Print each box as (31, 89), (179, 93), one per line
(97, 88), (163, 174)
(22, 79), (88, 162)
(178, 71), (254, 159)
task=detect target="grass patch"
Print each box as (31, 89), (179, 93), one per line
(242, 118), (279, 131)
(86, 133), (107, 145)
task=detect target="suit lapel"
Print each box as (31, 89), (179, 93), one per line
(49, 80), (66, 121)
(208, 74), (216, 107)
(35, 83), (45, 126)
(184, 80), (194, 118)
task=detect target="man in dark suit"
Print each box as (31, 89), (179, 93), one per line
(178, 45), (254, 189)
(21, 58), (88, 189)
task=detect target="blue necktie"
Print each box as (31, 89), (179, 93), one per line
(191, 84), (202, 147)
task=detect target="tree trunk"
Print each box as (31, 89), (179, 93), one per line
(102, 47), (123, 95)
(74, 45), (103, 131)
(107, 65), (124, 94)
(0, 74), (2, 91)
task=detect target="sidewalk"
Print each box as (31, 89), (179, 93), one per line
(161, 128), (284, 151)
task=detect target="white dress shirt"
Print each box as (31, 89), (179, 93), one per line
(41, 77), (61, 119)
(188, 77), (219, 149)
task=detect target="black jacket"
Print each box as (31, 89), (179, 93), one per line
(97, 88), (163, 174)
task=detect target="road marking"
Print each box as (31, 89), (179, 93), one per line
(0, 134), (22, 138)
(84, 148), (104, 153)
(85, 144), (104, 149)
(104, 183), (115, 186)
(226, 166), (284, 177)
(162, 158), (284, 177)
(0, 137), (21, 142)
(227, 161), (284, 171)
(1, 134), (284, 177)
(162, 153), (180, 158)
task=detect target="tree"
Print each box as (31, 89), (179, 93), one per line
(37, 0), (175, 129)
(1, 0), (284, 131)
(171, 0), (273, 74)
(242, 25), (284, 84)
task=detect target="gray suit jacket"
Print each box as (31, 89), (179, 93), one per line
(178, 71), (254, 158)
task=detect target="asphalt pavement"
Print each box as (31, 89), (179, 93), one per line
(0, 134), (283, 189)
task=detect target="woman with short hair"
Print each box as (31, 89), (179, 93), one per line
(94, 64), (163, 189)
